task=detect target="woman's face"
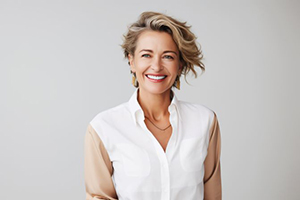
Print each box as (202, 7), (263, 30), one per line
(129, 30), (182, 96)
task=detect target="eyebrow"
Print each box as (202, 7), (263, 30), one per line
(139, 49), (178, 56)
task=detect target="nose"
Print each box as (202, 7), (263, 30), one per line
(150, 56), (163, 72)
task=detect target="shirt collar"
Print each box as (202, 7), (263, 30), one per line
(128, 88), (181, 126)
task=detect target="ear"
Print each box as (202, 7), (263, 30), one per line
(128, 54), (135, 72)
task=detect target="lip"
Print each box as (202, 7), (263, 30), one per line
(145, 74), (167, 83)
(145, 73), (166, 76)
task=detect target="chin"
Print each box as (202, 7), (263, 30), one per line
(140, 85), (172, 95)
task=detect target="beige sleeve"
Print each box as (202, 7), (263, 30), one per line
(84, 124), (118, 200)
(203, 112), (222, 200)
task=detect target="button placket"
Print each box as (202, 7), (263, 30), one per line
(160, 153), (170, 200)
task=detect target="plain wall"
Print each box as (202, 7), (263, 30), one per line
(1, 0), (299, 199)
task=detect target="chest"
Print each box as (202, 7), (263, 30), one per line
(105, 113), (211, 171)
(93, 109), (212, 199)
(105, 118), (209, 199)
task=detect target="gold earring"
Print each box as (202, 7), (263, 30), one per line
(132, 76), (136, 86)
(131, 72), (138, 87)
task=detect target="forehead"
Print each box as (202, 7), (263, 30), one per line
(135, 30), (179, 52)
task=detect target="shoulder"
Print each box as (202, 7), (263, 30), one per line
(178, 100), (216, 125)
(89, 102), (130, 131)
(178, 100), (215, 117)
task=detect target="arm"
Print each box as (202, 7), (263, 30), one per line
(203, 112), (222, 200)
(84, 124), (118, 200)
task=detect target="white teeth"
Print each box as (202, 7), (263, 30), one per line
(147, 75), (167, 80)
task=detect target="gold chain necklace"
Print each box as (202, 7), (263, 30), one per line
(144, 116), (171, 131)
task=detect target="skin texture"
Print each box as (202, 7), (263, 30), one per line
(129, 30), (182, 97)
(128, 30), (182, 123)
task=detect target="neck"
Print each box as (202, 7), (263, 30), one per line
(137, 88), (172, 121)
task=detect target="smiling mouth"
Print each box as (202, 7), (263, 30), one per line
(145, 74), (167, 80)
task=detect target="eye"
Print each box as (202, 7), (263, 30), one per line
(163, 55), (174, 60)
(141, 54), (151, 58)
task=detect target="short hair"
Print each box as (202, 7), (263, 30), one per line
(121, 11), (205, 83)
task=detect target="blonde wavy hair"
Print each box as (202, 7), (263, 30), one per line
(121, 11), (205, 87)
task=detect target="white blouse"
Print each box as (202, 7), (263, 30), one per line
(84, 89), (222, 200)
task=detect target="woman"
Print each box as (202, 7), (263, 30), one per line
(84, 11), (221, 200)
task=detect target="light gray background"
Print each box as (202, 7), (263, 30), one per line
(1, 0), (299, 199)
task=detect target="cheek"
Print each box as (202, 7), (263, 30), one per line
(169, 64), (180, 74)
(134, 60), (149, 73)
